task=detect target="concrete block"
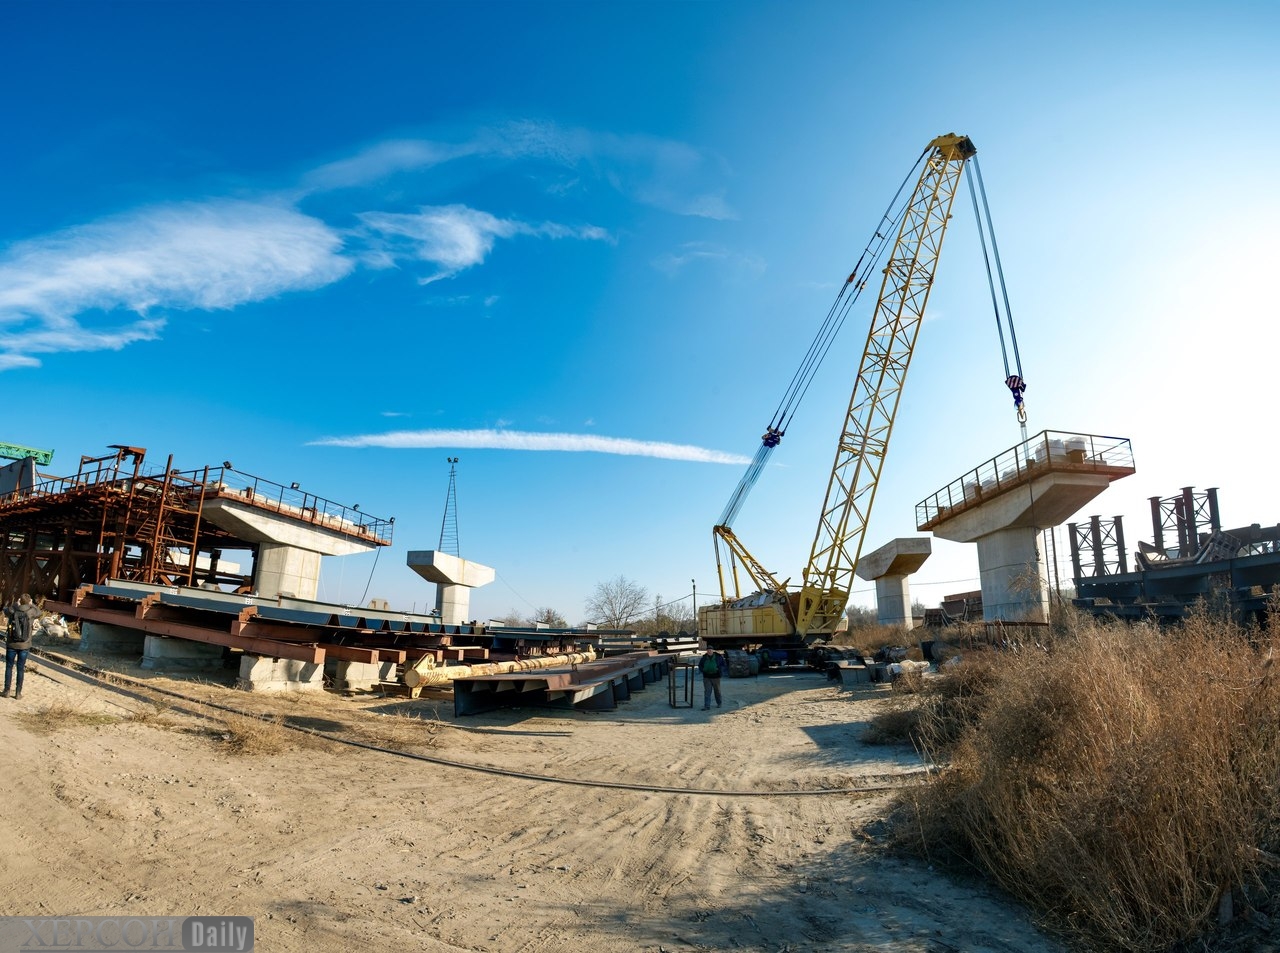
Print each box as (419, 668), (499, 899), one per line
(141, 636), (226, 670)
(326, 659), (396, 691)
(80, 621), (146, 656)
(256, 543), (322, 601)
(237, 654), (324, 693)
(855, 537), (932, 580)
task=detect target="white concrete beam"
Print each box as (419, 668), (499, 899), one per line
(200, 499), (376, 556)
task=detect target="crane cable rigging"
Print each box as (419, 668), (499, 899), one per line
(718, 148), (929, 529)
(966, 157), (1028, 435)
(967, 155), (1042, 576)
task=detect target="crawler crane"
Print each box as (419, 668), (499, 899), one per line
(700, 133), (1022, 649)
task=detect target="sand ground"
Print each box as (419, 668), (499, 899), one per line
(0, 641), (1064, 952)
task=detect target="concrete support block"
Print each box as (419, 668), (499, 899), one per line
(437, 584), (474, 626)
(141, 635), (227, 670)
(255, 543), (322, 601)
(874, 575), (915, 629)
(237, 654), (324, 693)
(326, 659), (396, 691)
(80, 621), (147, 656)
(975, 527), (1050, 622)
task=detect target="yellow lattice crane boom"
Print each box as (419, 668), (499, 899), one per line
(703, 133), (977, 644)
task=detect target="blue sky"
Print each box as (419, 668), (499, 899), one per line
(3, 1), (1277, 624)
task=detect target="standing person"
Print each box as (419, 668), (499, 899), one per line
(3, 593), (39, 700)
(700, 649), (725, 710)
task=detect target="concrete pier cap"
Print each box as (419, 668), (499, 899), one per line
(199, 498), (379, 600)
(916, 430), (1135, 623)
(407, 550), (495, 625)
(855, 537), (932, 630)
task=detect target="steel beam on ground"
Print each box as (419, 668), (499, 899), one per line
(319, 645), (382, 664)
(44, 599), (324, 663)
(451, 652), (668, 716)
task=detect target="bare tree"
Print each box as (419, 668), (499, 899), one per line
(530, 607), (567, 628)
(492, 608), (526, 627)
(630, 593), (696, 637)
(585, 575), (649, 629)
(845, 603), (878, 630)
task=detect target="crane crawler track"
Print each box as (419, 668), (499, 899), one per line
(29, 646), (930, 798)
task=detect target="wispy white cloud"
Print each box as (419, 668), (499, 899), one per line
(306, 120), (735, 220)
(0, 200), (351, 368)
(653, 241), (766, 278)
(0, 120), (732, 370)
(0, 200), (350, 321)
(0, 353), (40, 371)
(503, 121), (737, 220)
(301, 139), (472, 192)
(359, 205), (612, 283)
(309, 428), (751, 465)
(0, 317), (165, 354)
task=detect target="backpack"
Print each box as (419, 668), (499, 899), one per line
(700, 653), (720, 677)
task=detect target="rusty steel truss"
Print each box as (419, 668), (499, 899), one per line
(0, 445), (392, 603)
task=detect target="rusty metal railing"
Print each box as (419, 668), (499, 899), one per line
(1, 456), (392, 546)
(181, 466), (393, 545)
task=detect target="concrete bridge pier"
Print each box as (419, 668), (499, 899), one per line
(854, 537), (932, 629)
(407, 551), (495, 625)
(919, 432), (1136, 624)
(199, 498), (380, 600)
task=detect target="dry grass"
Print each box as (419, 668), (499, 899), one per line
(850, 624), (927, 658)
(203, 713), (294, 755)
(860, 705), (921, 746)
(14, 702), (121, 733)
(863, 651), (1000, 748)
(889, 605), (1280, 951)
(347, 711), (443, 750)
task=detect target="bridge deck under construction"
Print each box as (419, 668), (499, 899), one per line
(916, 430), (1136, 531)
(1, 445), (392, 601)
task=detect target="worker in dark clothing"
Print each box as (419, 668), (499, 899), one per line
(3, 593), (40, 700)
(700, 650), (727, 710)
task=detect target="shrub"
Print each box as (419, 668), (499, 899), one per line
(891, 609), (1280, 951)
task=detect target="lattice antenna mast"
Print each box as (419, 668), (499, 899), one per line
(438, 457), (460, 556)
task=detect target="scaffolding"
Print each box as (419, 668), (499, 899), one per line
(0, 445), (392, 603)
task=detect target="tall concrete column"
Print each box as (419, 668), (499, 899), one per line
(974, 527), (1050, 622)
(256, 543), (323, 600)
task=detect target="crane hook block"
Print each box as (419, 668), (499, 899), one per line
(1005, 375), (1026, 403)
(1006, 375), (1027, 422)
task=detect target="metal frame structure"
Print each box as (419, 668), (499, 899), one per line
(0, 445), (392, 603)
(1069, 515), (1130, 579)
(1071, 486), (1280, 624)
